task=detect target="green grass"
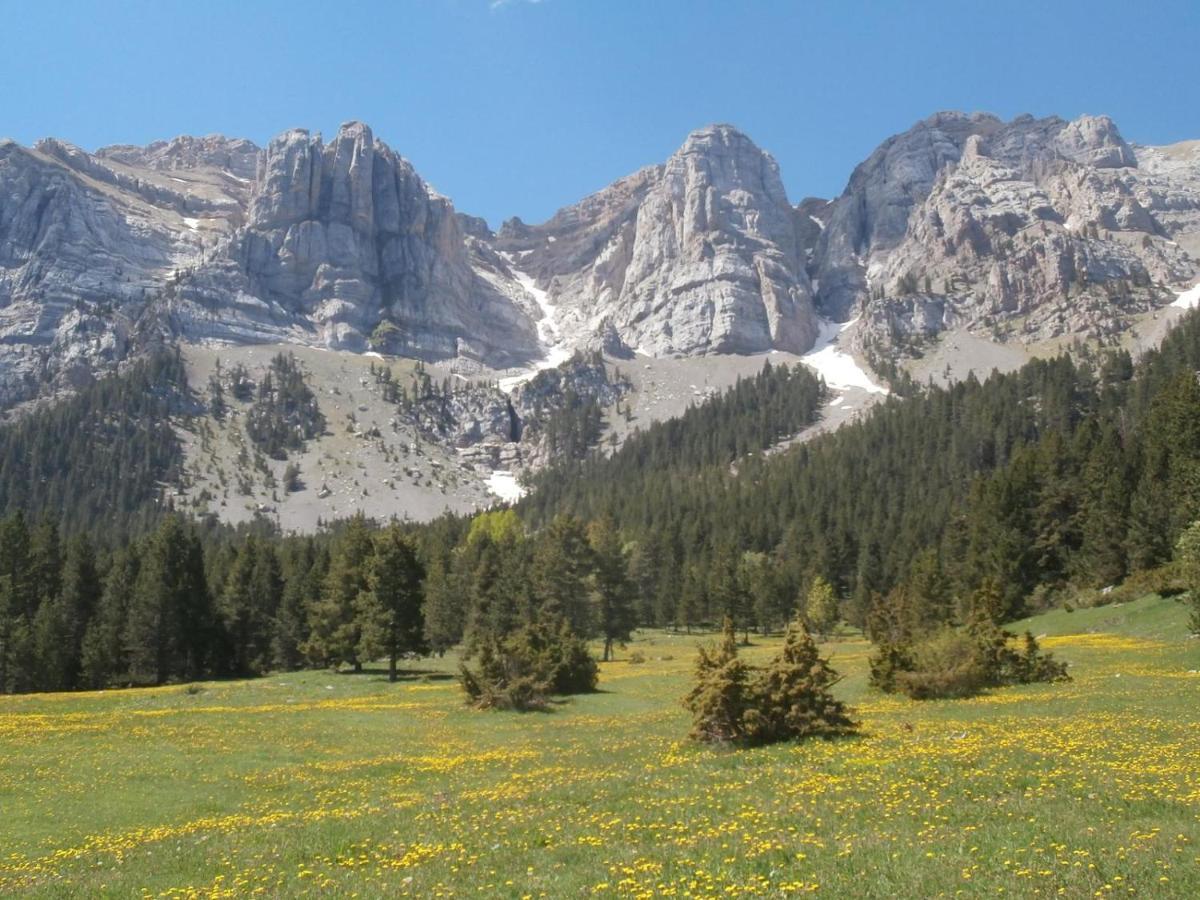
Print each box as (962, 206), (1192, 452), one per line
(2, 597), (1198, 897)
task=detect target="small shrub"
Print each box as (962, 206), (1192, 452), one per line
(870, 618), (1069, 701)
(684, 617), (858, 746)
(459, 619), (597, 712)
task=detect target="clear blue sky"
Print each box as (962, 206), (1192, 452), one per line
(4, 0), (1198, 227)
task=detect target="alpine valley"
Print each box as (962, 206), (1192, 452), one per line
(2, 111), (1199, 530)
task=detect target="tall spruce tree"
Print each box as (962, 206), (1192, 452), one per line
(588, 516), (636, 661)
(357, 525), (426, 681)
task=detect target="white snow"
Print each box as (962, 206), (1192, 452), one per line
(1171, 282), (1200, 310)
(486, 470), (526, 503)
(182, 217), (202, 231)
(496, 253), (573, 392)
(809, 215), (826, 231)
(801, 318), (889, 395)
(363, 350), (384, 359)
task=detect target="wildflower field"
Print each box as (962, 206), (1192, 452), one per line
(1, 594), (1197, 898)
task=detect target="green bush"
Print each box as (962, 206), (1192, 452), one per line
(685, 617), (857, 746)
(870, 620), (1069, 701)
(459, 619), (597, 711)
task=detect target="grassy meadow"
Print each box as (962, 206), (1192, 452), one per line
(1, 595), (1197, 897)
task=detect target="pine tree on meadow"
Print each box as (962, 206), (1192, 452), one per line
(356, 524), (426, 682)
(742, 616), (856, 744)
(683, 618), (752, 743)
(588, 515), (637, 661)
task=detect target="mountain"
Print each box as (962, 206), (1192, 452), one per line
(3, 113), (1199, 413)
(2, 111), (1199, 531)
(494, 124), (820, 357)
(814, 112), (1200, 363)
(0, 123), (542, 409)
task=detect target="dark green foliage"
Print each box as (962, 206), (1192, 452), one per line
(0, 352), (187, 538)
(217, 535), (283, 676)
(459, 617), (597, 711)
(521, 310), (1200, 641)
(245, 353), (325, 460)
(303, 515), (374, 670)
(588, 516), (637, 661)
(683, 619), (754, 743)
(685, 617), (856, 746)
(742, 619), (857, 744)
(356, 525), (426, 681)
(869, 611), (1070, 701)
(1174, 520), (1200, 635)
(124, 515), (213, 686)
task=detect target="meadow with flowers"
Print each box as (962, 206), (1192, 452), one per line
(1, 592), (1197, 898)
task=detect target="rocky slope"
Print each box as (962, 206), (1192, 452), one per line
(813, 112), (1200, 361)
(0, 123), (542, 408)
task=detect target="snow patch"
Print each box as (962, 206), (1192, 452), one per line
(801, 319), (889, 395)
(182, 217), (202, 231)
(1172, 282), (1200, 310)
(809, 215), (825, 231)
(496, 253), (573, 393)
(486, 470), (526, 503)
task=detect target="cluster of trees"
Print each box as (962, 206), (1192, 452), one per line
(521, 312), (1200, 639)
(423, 510), (637, 664)
(6, 306), (1200, 700)
(0, 512), (425, 693)
(684, 617), (857, 745)
(867, 577), (1069, 700)
(0, 352), (188, 538)
(244, 353), (326, 459)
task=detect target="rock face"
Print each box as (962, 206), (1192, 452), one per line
(0, 123), (540, 407)
(1, 112), (1199, 410)
(496, 124), (820, 357)
(230, 122), (537, 361)
(814, 112), (1200, 358)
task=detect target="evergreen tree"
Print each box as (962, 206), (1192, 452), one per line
(588, 516), (636, 661)
(357, 525), (426, 681)
(531, 516), (595, 637)
(219, 536), (283, 676)
(1175, 520), (1200, 635)
(58, 535), (102, 688)
(683, 618), (752, 743)
(80, 546), (139, 688)
(304, 515), (374, 670)
(742, 616), (856, 744)
(124, 517), (210, 685)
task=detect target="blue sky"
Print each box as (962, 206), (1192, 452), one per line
(4, 0), (1198, 226)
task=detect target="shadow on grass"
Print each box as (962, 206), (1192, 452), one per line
(334, 667), (456, 682)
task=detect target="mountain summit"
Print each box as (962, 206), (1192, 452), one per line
(0, 112), (1198, 407)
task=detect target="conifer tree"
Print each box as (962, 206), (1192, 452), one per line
(742, 617), (856, 744)
(531, 516), (595, 638)
(58, 535), (101, 688)
(588, 516), (636, 661)
(356, 525), (425, 681)
(124, 516), (210, 685)
(683, 618), (752, 743)
(304, 515), (374, 671)
(80, 546), (139, 688)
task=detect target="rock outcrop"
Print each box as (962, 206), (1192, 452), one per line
(0, 123), (540, 407)
(1, 112), (1198, 410)
(814, 112), (1200, 357)
(229, 122), (537, 361)
(496, 124), (820, 357)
